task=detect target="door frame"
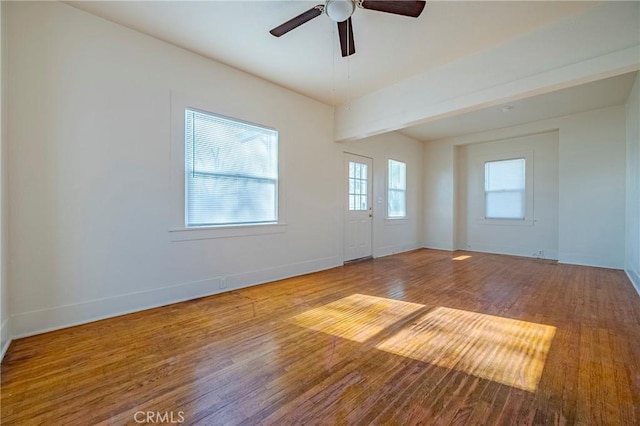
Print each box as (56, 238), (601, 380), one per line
(343, 152), (374, 262)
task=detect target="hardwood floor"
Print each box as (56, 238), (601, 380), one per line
(1, 249), (639, 425)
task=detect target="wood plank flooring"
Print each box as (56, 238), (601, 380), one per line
(1, 249), (639, 425)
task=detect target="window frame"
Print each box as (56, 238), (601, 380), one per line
(478, 150), (534, 227)
(184, 107), (279, 228)
(387, 159), (407, 219)
(484, 157), (525, 220)
(169, 91), (286, 241)
(348, 161), (369, 212)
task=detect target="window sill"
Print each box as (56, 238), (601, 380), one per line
(169, 223), (287, 241)
(478, 219), (534, 227)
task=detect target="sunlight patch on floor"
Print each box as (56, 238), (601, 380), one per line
(288, 294), (423, 342)
(453, 255), (472, 261)
(291, 295), (555, 392)
(376, 306), (556, 391)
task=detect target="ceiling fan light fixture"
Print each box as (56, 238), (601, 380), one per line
(325, 0), (355, 22)
(269, 1), (426, 57)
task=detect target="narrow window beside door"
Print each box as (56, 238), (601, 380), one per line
(388, 159), (407, 218)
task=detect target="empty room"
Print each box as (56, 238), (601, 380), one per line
(1, 1), (639, 425)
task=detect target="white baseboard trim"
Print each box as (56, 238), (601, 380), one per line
(375, 242), (422, 258)
(459, 243), (559, 261)
(558, 252), (624, 270)
(1, 318), (11, 362)
(11, 256), (341, 339)
(625, 265), (640, 297)
(423, 241), (455, 251)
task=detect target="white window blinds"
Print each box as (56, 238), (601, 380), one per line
(185, 109), (278, 227)
(484, 158), (525, 219)
(388, 160), (407, 218)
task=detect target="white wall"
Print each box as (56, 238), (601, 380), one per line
(456, 132), (559, 259)
(6, 2), (345, 338)
(423, 141), (456, 250)
(626, 73), (640, 294)
(424, 105), (627, 269)
(0, 1), (11, 359)
(341, 132), (424, 257)
(557, 107), (626, 268)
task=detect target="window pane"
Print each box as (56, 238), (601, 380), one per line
(389, 160), (406, 190)
(185, 109), (278, 226)
(485, 191), (524, 219)
(484, 158), (525, 219)
(359, 195), (367, 210)
(388, 190), (406, 218)
(391, 166), (398, 188)
(348, 161), (369, 211)
(485, 158), (525, 191)
(187, 177), (276, 225)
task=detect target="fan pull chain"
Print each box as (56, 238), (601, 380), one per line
(347, 21), (351, 111)
(332, 19), (336, 106)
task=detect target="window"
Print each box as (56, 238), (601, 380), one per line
(185, 109), (278, 227)
(388, 159), (407, 218)
(348, 161), (368, 211)
(484, 158), (525, 219)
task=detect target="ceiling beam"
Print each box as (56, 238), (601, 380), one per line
(334, 2), (640, 142)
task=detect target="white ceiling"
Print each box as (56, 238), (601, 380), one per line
(67, 0), (599, 106)
(400, 71), (638, 141)
(65, 1), (636, 142)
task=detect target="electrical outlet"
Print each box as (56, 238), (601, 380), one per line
(220, 277), (227, 289)
(538, 250), (544, 258)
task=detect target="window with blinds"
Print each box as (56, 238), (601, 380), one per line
(388, 159), (407, 218)
(484, 158), (525, 219)
(185, 109), (278, 227)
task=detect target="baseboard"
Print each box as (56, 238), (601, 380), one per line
(1, 317), (11, 362)
(625, 265), (640, 297)
(11, 256), (341, 339)
(375, 242), (422, 258)
(423, 240), (455, 251)
(558, 252), (624, 270)
(460, 243), (559, 261)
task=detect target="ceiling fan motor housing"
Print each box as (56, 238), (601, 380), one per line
(325, 0), (356, 22)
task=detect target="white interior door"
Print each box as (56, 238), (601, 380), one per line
(344, 153), (373, 262)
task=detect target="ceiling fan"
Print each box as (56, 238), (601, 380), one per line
(270, 0), (426, 57)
